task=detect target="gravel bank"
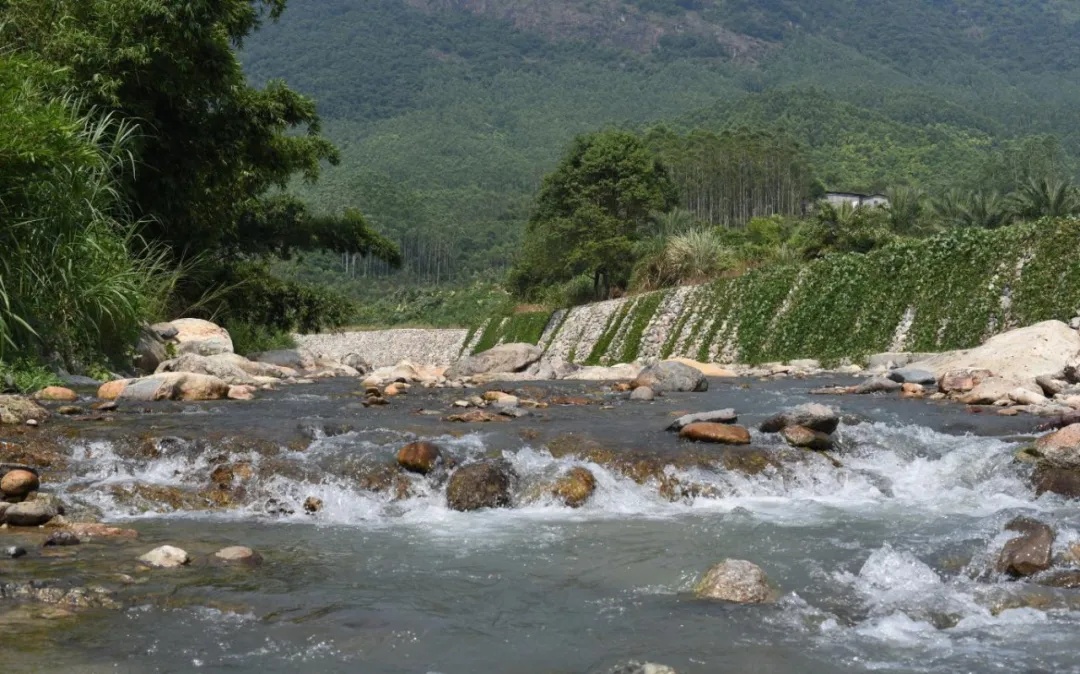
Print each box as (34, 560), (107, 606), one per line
(295, 329), (468, 368)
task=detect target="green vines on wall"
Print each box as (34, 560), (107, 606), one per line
(585, 301), (632, 365)
(471, 310), (553, 353)
(618, 290), (666, 363)
(471, 219), (1080, 366)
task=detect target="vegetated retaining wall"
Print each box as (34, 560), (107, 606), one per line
(472, 219), (1080, 366)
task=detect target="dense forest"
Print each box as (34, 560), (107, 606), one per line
(240, 0), (1080, 305)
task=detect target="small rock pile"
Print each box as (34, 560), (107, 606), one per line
(0, 464), (63, 527)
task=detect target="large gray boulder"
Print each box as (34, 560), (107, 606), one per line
(156, 352), (288, 385)
(134, 326), (168, 374)
(170, 318), (234, 356)
(445, 343), (543, 379)
(760, 403), (839, 434)
(886, 367), (937, 385)
(632, 361), (708, 393)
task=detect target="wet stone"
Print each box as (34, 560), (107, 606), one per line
(214, 545), (263, 566)
(997, 516), (1055, 578)
(4, 545), (27, 559)
(303, 496), (323, 513)
(43, 531), (80, 547)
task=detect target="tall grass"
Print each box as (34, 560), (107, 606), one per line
(1, 56), (175, 370)
(631, 228), (736, 291)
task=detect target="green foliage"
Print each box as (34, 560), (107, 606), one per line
(792, 203), (897, 259)
(223, 321), (298, 357)
(0, 359), (61, 394)
(0, 55), (174, 369)
(510, 129), (677, 298)
(631, 228), (736, 290)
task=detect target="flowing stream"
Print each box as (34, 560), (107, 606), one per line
(2, 377), (1076, 673)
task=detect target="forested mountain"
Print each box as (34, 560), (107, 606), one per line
(240, 0), (1080, 284)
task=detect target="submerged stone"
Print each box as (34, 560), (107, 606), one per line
(446, 460), (516, 511)
(996, 517), (1054, 578)
(694, 559), (773, 604)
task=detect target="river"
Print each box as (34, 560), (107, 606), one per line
(2, 375), (1076, 673)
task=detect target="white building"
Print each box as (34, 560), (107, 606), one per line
(823, 192), (890, 209)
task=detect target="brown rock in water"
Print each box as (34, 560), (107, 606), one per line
(384, 383), (404, 397)
(679, 422), (751, 445)
(34, 386), (78, 402)
(303, 496), (323, 513)
(214, 545), (263, 566)
(1, 468), (40, 498)
(210, 464), (235, 489)
(97, 380), (129, 400)
(1033, 423), (1080, 469)
(939, 369), (993, 394)
(3, 500), (59, 526)
(443, 410), (509, 423)
(227, 384), (256, 401)
(446, 460), (516, 511)
(996, 516), (1054, 578)
(551, 467), (597, 508)
(397, 441), (442, 474)
(900, 383), (925, 399)
(779, 425), (834, 452)
(1032, 465), (1080, 499)
(694, 559), (774, 604)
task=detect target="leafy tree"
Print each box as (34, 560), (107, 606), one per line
(1009, 176), (1079, 220)
(1, 0), (399, 267)
(510, 130), (676, 298)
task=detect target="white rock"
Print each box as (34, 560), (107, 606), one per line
(170, 318), (233, 356)
(1010, 387), (1049, 406)
(139, 545), (190, 568)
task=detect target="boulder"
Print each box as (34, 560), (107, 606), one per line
(303, 496), (323, 513)
(96, 380), (128, 401)
(445, 343), (543, 379)
(959, 377), (1017, 405)
(150, 322), (179, 341)
(112, 373), (230, 402)
(996, 517), (1054, 578)
(397, 441), (442, 474)
(939, 369), (994, 394)
(694, 559), (773, 604)
(0, 395), (49, 425)
(900, 383), (925, 398)
(446, 460), (516, 511)
(138, 545), (190, 568)
(630, 386), (655, 401)
(2, 500), (58, 526)
(551, 466), (597, 508)
(250, 349), (317, 371)
(170, 318), (234, 356)
(0, 468), (39, 498)
(760, 403), (839, 434)
(679, 422), (751, 445)
(214, 545), (263, 566)
(853, 376), (902, 394)
(227, 385), (256, 401)
(134, 326), (168, 374)
(33, 386), (77, 402)
(1010, 387), (1049, 407)
(1032, 423), (1080, 469)
(156, 352), (283, 385)
(1037, 375), (1068, 397)
(529, 355), (579, 380)
(341, 353), (372, 375)
(632, 361), (708, 393)
(886, 368), (937, 385)
(780, 425), (834, 451)
(909, 320), (1080, 384)
(1032, 465), (1080, 498)
(667, 409), (737, 431)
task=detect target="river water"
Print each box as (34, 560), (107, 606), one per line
(3, 376), (1077, 673)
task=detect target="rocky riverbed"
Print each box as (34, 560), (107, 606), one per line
(2, 317), (1080, 672)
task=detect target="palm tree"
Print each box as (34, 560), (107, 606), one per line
(653, 208), (698, 237)
(1009, 176), (1079, 220)
(932, 190), (1012, 229)
(884, 186), (926, 234)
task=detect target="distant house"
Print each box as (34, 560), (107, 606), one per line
(823, 192), (890, 209)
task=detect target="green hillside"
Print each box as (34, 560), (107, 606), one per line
(240, 0), (1080, 285)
